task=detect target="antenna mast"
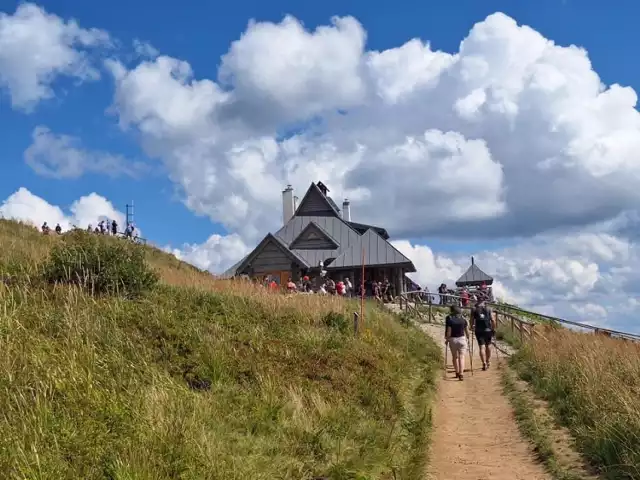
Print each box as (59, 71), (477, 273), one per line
(126, 201), (135, 227)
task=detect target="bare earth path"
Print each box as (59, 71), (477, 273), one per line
(420, 323), (550, 480)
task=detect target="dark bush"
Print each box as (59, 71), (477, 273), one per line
(42, 230), (158, 297)
(322, 311), (349, 333)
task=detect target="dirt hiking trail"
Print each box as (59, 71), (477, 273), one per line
(421, 323), (550, 480)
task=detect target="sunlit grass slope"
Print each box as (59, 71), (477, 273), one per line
(0, 219), (440, 480)
(510, 325), (640, 479)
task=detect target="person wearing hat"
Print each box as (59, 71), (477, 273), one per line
(302, 275), (312, 292)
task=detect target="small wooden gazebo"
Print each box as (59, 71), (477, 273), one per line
(455, 257), (493, 288)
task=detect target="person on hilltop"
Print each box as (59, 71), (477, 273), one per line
(445, 305), (470, 381)
(55, 223), (62, 235)
(470, 298), (496, 371)
(111, 220), (118, 236)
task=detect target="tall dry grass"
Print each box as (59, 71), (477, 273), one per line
(512, 328), (640, 479)
(0, 219), (440, 479)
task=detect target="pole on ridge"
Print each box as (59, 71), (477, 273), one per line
(126, 200), (135, 228)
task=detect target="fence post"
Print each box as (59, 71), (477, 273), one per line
(428, 302), (433, 323)
(353, 312), (359, 336)
(520, 321), (524, 343)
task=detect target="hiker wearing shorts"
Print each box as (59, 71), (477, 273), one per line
(445, 305), (470, 381)
(471, 299), (496, 371)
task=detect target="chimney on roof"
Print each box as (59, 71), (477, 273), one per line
(282, 185), (294, 225)
(317, 181), (328, 196)
(342, 198), (351, 221)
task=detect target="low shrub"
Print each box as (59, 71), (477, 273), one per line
(42, 230), (158, 297)
(322, 311), (350, 333)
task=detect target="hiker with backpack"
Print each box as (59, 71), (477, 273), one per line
(445, 305), (470, 381)
(470, 298), (496, 371)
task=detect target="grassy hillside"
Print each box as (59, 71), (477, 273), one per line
(0, 219), (441, 480)
(510, 327), (640, 479)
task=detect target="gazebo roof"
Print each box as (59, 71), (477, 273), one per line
(455, 257), (493, 287)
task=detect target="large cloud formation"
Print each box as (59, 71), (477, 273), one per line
(105, 12), (640, 330)
(104, 12), (640, 244)
(2, 4), (640, 331)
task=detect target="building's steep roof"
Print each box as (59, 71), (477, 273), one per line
(220, 255), (248, 278)
(329, 229), (415, 271)
(455, 257), (493, 286)
(294, 182), (341, 217)
(276, 215), (360, 248)
(326, 196), (341, 214)
(234, 233), (310, 275)
(290, 248), (338, 267)
(289, 221), (340, 250)
(347, 221), (390, 240)
(223, 182), (418, 276)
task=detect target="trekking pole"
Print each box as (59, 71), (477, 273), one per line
(443, 340), (448, 379)
(469, 335), (474, 376)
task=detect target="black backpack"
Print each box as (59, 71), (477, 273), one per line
(473, 306), (492, 331)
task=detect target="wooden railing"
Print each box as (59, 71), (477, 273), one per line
(397, 291), (640, 344)
(494, 309), (536, 344)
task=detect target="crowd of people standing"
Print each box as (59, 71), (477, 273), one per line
(253, 274), (401, 302)
(40, 219), (138, 239)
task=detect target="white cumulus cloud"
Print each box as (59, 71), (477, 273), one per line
(24, 126), (148, 178)
(165, 233), (251, 274)
(104, 12), (640, 245)
(0, 2), (111, 111)
(0, 188), (125, 231)
(396, 226), (640, 332)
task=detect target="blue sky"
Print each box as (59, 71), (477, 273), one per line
(5, 0), (640, 329)
(2, 0), (639, 251)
